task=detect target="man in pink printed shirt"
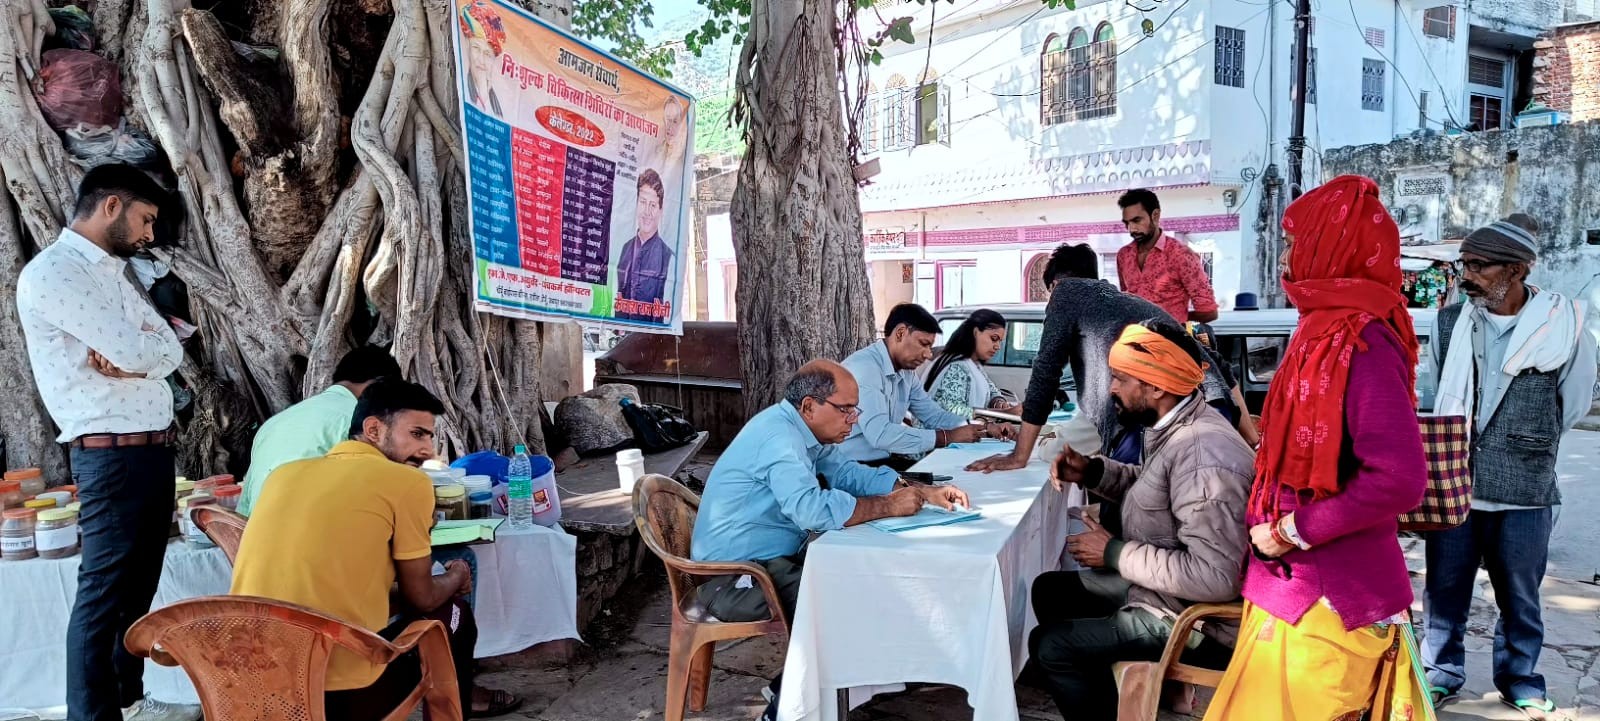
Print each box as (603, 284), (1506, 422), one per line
(1114, 189), (1220, 323)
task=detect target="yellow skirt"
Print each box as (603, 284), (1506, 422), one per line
(1202, 602), (1435, 721)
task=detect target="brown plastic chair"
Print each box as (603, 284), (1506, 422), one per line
(632, 474), (790, 721)
(1113, 602), (1244, 721)
(191, 506), (248, 565)
(125, 595), (462, 721)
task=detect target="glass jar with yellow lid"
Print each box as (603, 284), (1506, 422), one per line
(434, 484), (468, 521)
(36, 508), (79, 559)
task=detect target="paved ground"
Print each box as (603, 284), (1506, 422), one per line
(472, 432), (1600, 721)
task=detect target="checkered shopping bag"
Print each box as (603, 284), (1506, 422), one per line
(1398, 415), (1471, 532)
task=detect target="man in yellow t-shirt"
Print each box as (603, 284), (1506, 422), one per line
(230, 379), (521, 719)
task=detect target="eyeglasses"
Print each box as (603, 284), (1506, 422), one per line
(1454, 259), (1511, 274)
(813, 397), (861, 419)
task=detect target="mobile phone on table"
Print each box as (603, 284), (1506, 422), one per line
(900, 472), (953, 485)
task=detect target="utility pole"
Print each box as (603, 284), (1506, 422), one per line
(1286, 0), (1312, 199)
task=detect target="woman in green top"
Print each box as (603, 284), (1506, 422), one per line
(921, 309), (1021, 420)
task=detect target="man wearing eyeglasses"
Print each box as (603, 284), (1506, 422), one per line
(1421, 214), (1596, 718)
(839, 303), (1007, 471)
(691, 360), (970, 721)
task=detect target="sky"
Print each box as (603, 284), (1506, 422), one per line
(649, 0), (705, 29)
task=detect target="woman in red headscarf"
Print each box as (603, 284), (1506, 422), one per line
(1203, 176), (1431, 720)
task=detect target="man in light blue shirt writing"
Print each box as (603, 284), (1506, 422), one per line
(691, 359), (969, 721)
(839, 303), (1007, 470)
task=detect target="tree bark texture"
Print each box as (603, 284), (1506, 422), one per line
(730, 0), (876, 418)
(0, 0), (575, 477)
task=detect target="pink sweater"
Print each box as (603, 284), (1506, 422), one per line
(1241, 322), (1429, 631)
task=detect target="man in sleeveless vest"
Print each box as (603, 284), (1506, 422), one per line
(1421, 215), (1597, 719)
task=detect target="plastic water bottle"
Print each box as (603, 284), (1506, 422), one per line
(507, 445), (534, 531)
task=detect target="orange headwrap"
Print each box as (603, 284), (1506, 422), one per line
(1108, 325), (1206, 396)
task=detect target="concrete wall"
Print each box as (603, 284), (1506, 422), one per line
(1324, 122), (1600, 302)
(1473, 0), (1567, 36)
(1534, 21), (1600, 122)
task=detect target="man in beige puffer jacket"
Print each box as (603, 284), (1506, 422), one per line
(1026, 319), (1254, 721)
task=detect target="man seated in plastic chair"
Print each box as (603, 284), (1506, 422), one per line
(236, 345), (479, 607)
(229, 379), (521, 720)
(691, 360), (971, 721)
(1025, 320), (1253, 720)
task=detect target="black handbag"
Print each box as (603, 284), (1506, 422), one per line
(619, 398), (698, 453)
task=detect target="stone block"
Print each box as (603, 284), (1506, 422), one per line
(555, 383), (640, 456)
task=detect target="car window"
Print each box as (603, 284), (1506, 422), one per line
(938, 319), (963, 338)
(1004, 321), (1044, 368)
(1245, 336), (1291, 384)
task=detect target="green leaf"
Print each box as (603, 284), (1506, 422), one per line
(884, 16), (915, 45)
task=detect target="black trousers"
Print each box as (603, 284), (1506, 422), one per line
(1028, 571), (1231, 721)
(324, 598), (478, 721)
(66, 444), (176, 721)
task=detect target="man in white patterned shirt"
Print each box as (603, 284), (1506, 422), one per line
(16, 164), (192, 721)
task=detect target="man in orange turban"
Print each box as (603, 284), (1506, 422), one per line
(1027, 317), (1255, 721)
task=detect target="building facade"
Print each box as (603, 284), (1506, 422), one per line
(853, 0), (1584, 317)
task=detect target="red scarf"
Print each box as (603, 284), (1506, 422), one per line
(1250, 175), (1418, 518)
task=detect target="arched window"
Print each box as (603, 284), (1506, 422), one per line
(1041, 34), (1069, 125)
(1042, 24), (1117, 125)
(1089, 22), (1117, 119)
(884, 74), (914, 150)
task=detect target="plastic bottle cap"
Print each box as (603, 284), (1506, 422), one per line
(175, 476), (189, 484)
(513, 444), (528, 454)
(617, 449), (643, 462)
(38, 508), (75, 523)
(212, 485), (242, 498)
(4, 468), (42, 481)
(3, 508), (37, 520)
(66, 501), (81, 513)
(175, 480), (196, 494)
(0, 481), (19, 494)
(24, 499), (56, 510)
(435, 484), (466, 499)
(468, 491), (493, 502)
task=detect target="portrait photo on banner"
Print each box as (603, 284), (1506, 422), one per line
(452, 0), (695, 333)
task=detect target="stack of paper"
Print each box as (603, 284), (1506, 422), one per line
(431, 519), (504, 546)
(867, 505), (982, 533)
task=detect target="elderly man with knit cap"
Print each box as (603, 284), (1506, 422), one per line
(1025, 318), (1254, 721)
(1422, 215), (1596, 719)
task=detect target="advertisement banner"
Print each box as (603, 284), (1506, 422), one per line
(453, 0), (694, 332)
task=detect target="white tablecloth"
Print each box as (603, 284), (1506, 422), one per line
(777, 448), (1072, 721)
(1, 524), (579, 713)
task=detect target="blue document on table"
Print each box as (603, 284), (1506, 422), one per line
(868, 505), (983, 533)
(947, 439), (1016, 452)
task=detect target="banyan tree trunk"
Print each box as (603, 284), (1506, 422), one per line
(0, 0), (582, 477)
(730, 0), (876, 418)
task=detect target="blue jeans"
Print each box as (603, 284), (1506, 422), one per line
(66, 445), (176, 721)
(1422, 507), (1554, 701)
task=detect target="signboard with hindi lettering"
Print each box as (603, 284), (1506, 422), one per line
(453, 0), (693, 332)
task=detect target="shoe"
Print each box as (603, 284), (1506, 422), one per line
(122, 695), (201, 721)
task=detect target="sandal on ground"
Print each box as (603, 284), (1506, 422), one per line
(1428, 686), (1459, 708)
(1502, 696), (1556, 721)
(469, 688), (523, 718)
